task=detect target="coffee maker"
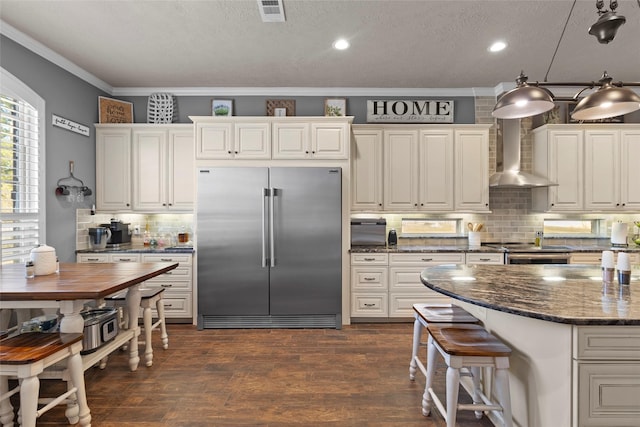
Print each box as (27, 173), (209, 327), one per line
(101, 219), (131, 247)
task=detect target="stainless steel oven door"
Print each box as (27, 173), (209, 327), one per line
(506, 252), (571, 264)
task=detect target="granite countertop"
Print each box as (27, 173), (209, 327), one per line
(76, 246), (194, 254)
(420, 264), (640, 325)
(350, 244), (640, 253)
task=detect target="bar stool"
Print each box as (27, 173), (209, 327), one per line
(409, 303), (479, 380)
(423, 323), (513, 427)
(0, 332), (91, 427)
(105, 288), (168, 367)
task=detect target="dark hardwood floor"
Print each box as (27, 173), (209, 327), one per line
(31, 323), (494, 426)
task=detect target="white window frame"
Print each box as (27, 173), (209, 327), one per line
(1, 67), (46, 264)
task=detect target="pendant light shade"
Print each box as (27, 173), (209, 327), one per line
(492, 73), (556, 119)
(571, 73), (640, 120)
(588, 10), (626, 43)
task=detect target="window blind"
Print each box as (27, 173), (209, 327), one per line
(1, 94), (41, 264)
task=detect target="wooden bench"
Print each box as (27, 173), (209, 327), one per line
(0, 332), (91, 427)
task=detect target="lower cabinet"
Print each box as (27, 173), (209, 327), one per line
(77, 252), (193, 321)
(570, 252), (640, 265)
(573, 326), (640, 426)
(350, 252), (464, 319)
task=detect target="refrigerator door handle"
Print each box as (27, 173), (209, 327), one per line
(270, 187), (276, 267)
(262, 188), (269, 267)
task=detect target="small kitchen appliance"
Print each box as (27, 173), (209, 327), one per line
(101, 219), (131, 246)
(80, 308), (119, 354)
(611, 222), (628, 247)
(351, 219), (387, 246)
(388, 229), (398, 246)
(88, 227), (111, 250)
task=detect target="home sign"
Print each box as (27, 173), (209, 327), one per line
(366, 99), (454, 123)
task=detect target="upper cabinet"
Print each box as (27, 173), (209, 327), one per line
(191, 116), (353, 160)
(96, 124), (195, 213)
(533, 124), (640, 212)
(353, 124), (490, 213)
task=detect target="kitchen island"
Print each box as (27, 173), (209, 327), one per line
(420, 264), (640, 427)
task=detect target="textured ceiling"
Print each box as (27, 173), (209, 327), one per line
(1, 0), (639, 93)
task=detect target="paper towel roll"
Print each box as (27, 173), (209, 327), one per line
(611, 222), (628, 245)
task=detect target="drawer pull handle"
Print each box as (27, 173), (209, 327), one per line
(479, 258), (491, 262)
(363, 303), (376, 307)
(164, 271), (173, 275)
(422, 258), (433, 262)
(364, 277), (376, 281)
(363, 257), (376, 261)
(164, 304), (173, 307)
(160, 258), (172, 262)
(161, 284), (173, 288)
(87, 258), (99, 261)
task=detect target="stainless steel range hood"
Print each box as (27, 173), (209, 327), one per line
(489, 119), (557, 188)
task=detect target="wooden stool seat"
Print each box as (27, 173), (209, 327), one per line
(0, 332), (91, 427)
(105, 287), (168, 367)
(409, 304), (479, 380)
(423, 323), (513, 427)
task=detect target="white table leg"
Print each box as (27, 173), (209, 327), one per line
(125, 285), (141, 371)
(18, 375), (38, 427)
(67, 351), (92, 427)
(0, 375), (14, 426)
(58, 301), (86, 334)
(143, 304), (153, 367)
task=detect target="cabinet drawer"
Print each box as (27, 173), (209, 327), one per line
(141, 254), (192, 265)
(109, 254), (141, 263)
(466, 252), (504, 265)
(389, 267), (441, 291)
(77, 254), (110, 263)
(351, 293), (388, 317)
(389, 252), (464, 265)
(154, 292), (192, 318)
(351, 267), (388, 291)
(144, 268), (192, 289)
(351, 253), (388, 265)
(389, 292), (451, 317)
(575, 326), (640, 360)
(577, 362), (640, 426)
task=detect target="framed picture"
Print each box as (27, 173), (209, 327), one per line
(98, 96), (133, 123)
(266, 99), (295, 116)
(212, 99), (233, 116)
(324, 98), (347, 116)
(566, 101), (624, 123)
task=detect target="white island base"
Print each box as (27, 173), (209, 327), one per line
(458, 302), (640, 427)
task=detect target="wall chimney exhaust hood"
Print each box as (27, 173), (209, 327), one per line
(489, 119), (557, 188)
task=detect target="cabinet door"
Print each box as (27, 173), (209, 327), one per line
(132, 129), (166, 211)
(454, 129), (489, 211)
(234, 122), (270, 159)
(311, 122), (349, 159)
(384, 130), (419, 210)
(168, 128), (195, 210)
(351, 129), (383, 211)
(96, 128), (131, 210)
(585, 130), (620, 210)
(195, 122), (233, 159)
(272, 122), (310, 159)
(620, 129), (640, 210)
(549, 130), (584, 211)
(419, 130), (454, 210)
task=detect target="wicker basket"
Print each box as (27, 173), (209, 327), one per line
(147, 93), (176, 123)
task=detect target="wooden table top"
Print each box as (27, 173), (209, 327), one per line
(0, 262), (178, 301)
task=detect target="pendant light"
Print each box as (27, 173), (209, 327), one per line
(492, 72), (555, 119)
(588, 0), (626, 44)
(571, 72), (640, 120)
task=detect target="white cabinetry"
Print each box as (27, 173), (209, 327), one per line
(193, 116), (352, 160)
(350, 254), (389, 317)
(420, 130), (454, 211)
(387, 253), (462, 317)
(132, 126), (194, 211)
(96, 127), (132, 211)
(351, 129), (383, 211)
(465, 252), (504, 265)
(140, 254), (193, 320)
(570, 252), (639, 265)
(95, 124), (194, 213)
(454, 129), (489, 211)
(383, 130), (419, 210)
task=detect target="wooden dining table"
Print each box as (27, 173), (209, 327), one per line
(0, 262), (178, 371)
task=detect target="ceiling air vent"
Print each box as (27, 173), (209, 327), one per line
(258, 0), (285, 22)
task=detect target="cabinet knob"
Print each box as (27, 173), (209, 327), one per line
(126, 203), (130, 207)
(550, 203), (555, 207)
(414, 203), (418, 207)
(485, 203), (489, 207)
(305, 151), (309, 154)
(168, 203), (172, 206)
(312, 151), (316, 154)
(622, 203), (626, 207)
(162, 203), (167, 206)
(616, 203), (620, 206)
(378, 203), (382, 207)
(421, 203), (424, 206)
(228, 150), (232, 154)
(235, 151), (238, 154)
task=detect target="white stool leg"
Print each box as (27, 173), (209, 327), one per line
(18, 375), (39, 427)
(422, 334), (437, 416)
(494, 361), (513, 427)
(445, 365), (461, 427)
(0, 376), (14, 426)
(67, 352), (92, 427)
(156, 297), (169, 349)
(142, 303), (154, 367)
(470, 366), (483, 419)
(409, 315), (422, 380)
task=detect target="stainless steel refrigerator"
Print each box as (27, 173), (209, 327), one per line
(197, 167), (342, 329)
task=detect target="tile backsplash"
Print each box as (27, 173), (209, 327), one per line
(76, 209), (194, 250)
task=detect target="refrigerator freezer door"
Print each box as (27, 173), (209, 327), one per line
(269, 167), (342, 315)
(197, 167), (270, 316)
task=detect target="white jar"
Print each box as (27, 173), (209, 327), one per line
(30, 244), (57, 276)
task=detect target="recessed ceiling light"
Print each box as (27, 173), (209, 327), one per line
(333, 39), (350, 50)
(488, 41), (507, 52)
